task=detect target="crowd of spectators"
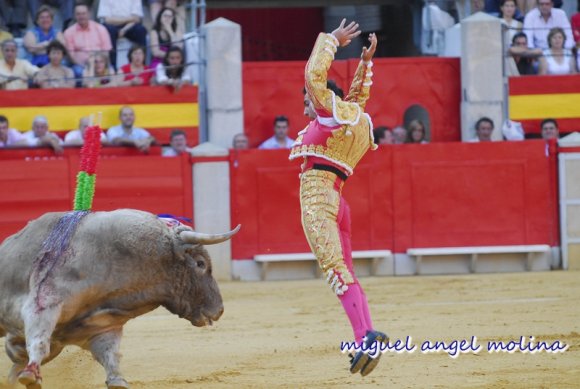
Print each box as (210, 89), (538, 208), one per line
(0, 1), (192, 90)
(1, 1), (576, 151)
(499, 0), (579, 76)
(371, 121), (431, 145)
(0, 106), (200, 157)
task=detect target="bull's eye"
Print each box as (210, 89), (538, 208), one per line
(196, 260), (206, 269)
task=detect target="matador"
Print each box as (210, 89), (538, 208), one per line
(289, 19), (389, 376)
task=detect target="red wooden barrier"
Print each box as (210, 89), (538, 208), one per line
(242, 57), (461, 147)
(230, 140), (558, 259)
(0, 147), (192, 242)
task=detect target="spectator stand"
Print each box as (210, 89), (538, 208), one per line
(0, 85), (199, 145)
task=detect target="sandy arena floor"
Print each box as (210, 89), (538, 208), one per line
(1, 271), (579, 389)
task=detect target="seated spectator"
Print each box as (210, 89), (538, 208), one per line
(83, 52), (118, 88)
(406, 119), (429, 144)
(540, 118), (559, 139)
(97, 0), (147, 70)
(150, 0), (186, 32)
(22, 115), (64, 154)
(162, 129), (191, 156)
(150, 7), (184, 68)
(508, 32), (542, 75)
(232, 133), (249, 149)
(500, 0), (523, 43)
(0, 114), (27, 147)
(538, 27), (577, 75)
(36, 40), (75, 89)
(64, 3), (112, 81)
(523, 0), (573, 50)
(0, 17), (14, 59)
(392, 125), (407, 145)
(572, 4), (580, 45)
(118, 45), (153, 86)
(154, 46), (191, 89)
(28, 1), (74, 32)
(64, 116), (107, 146)
(258, 115), (294, 149)
(373, 126), (394, 145)
(469, 117), (495, 142)
(23, 6), (66, 68)
(106, 106), (155, 153)
(0, 39), (39, 90)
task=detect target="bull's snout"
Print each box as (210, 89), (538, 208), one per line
(213, 305), (224, 321)
(203, 304), (224, 325)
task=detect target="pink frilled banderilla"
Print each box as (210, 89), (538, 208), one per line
(74, 125), (103, 211)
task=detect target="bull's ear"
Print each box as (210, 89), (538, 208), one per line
(179, 224), (241, 245)
(173, 242), (197, 261)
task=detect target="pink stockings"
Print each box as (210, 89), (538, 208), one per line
(337, 196), (374, 345)
(339, 282), (374, 344)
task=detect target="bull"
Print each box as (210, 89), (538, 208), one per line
(0, 209), (240, 389)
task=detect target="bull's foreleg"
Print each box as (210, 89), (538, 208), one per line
(18, 300), (63, 389)
(6, 333), (28, 385)
(89, 329), (129, 389)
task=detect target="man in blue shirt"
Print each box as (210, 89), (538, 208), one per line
(258, 115), (294, 149)
(106, 106), (155, 153)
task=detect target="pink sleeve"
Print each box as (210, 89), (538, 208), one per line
(98, 24), (113, 51)
(63, 29), (74, 51)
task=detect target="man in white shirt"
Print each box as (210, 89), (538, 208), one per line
(468, 117), (495, 142)
(0, 40), (39, 90)
(97, 0), (147, 69)
(64, 117), (107, 146)
(258, 115), (295, 149)
(523, 0), (574, 49)
(22, 115), (64, 154)
(106, 106), (155, 153)
(0, 115), (27, 147)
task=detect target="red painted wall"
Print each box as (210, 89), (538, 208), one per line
(0, 148), (192, 242)
(230, 140), (558, 259)
(242, 57), (461, 148)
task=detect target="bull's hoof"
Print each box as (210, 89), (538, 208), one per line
(18, 372), (42, 389)
(18, 364), (42, 389)
(106, 377), (129, 389)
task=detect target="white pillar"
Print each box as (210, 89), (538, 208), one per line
(460, 12), (504, 141)
(202, 18), (244, 149)
(191, 142), (232, 281)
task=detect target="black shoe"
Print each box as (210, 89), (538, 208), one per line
(349, 330), (388, 376)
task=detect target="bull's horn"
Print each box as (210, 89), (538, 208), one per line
(180, 224), (241, 245)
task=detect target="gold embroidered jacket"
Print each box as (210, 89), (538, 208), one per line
(289, 32), (377, 176)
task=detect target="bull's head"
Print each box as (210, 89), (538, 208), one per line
(166, 225), (240, 327)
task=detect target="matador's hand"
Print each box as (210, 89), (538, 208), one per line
(361, 33), (377, 62)
(331, 18), (361, 47)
